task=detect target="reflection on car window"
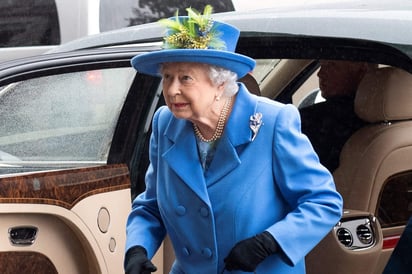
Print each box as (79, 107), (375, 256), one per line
(0, 0), (60, 47)
(0, 68), (135, 170)
(254, 59), (280, 85)
(378, 172), (412, 228)
(99, 0), (235, 31)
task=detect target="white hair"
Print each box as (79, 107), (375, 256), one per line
(208, 65), (239, 97)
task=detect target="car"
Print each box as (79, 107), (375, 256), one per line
(0, 0), (236, 63)
(0, 1), (411, 273)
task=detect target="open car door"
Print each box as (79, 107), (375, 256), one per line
(0, 164), (130, 273)
(0, 48), (162, 273)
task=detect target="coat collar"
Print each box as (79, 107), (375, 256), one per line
(162, 84), (259, 201)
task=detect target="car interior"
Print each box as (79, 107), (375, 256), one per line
(306, 65), (412, 273)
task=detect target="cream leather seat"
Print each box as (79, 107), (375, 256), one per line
(333, 67), (412, 213)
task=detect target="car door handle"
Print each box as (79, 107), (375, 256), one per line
(9, 226), (38, 246)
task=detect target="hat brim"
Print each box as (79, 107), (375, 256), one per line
(131, 49), (256, 79)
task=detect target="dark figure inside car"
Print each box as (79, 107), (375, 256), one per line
(383, 215), (412, 274)
(299, 60), (374, 172)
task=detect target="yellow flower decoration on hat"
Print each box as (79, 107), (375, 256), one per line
(159, 5), (226, 50)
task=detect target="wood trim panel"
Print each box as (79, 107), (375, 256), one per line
(0, 252), (57, 274)
(0, 164), (130, 209)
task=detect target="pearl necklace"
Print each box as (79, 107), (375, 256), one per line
(193, 97), (233, 142)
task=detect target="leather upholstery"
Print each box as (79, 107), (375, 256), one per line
(334, 66), (412, 211)
(355, 67), (412, 123)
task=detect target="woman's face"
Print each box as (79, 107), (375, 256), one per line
(161, 62), (224, 122)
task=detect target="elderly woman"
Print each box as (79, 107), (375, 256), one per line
(125, 6), (343, 274)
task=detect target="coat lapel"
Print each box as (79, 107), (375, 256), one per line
(162, 117), (210, 204)
(206, 85), (258, 185)
(162, 84), (259, 199)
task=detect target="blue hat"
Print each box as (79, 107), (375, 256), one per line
(131, 7), (256, 79)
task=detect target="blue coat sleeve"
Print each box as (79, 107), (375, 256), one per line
(125, 107), (167, 258)
(267, 104), (343, 265)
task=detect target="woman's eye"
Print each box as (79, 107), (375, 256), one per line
(181, 75), (193, 82)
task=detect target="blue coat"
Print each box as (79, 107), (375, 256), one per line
(126, 84), (343, 273)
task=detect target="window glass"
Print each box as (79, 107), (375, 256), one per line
(0, 67), (135, 173)
(0, 0), (60, 47)
(378, 172), (412, 228)
(99, 0), (235, 32)
(254, 59), (280, 85)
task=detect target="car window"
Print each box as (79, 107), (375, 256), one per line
(0, 0), (60, 47)
(378, 172), (412, 228)
(297, 88), (325, 108)
(0, 67), (135, 174)
(292, 66), (323, 108)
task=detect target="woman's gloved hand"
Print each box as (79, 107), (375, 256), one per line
(224, 231), (278, 272)
(124, 246), (157, 274)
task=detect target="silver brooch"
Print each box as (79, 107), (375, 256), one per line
(249, 112), (263, 141)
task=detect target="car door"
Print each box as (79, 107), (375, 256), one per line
(0, 49), (161, 274)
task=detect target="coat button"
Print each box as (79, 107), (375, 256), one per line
(175, 205), (186, 216)
(201, 248), (213, 258)
(182, 247), (190, 256)
(199, 207), (209, 217)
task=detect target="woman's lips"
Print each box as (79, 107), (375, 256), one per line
(173, 103), (189, 109)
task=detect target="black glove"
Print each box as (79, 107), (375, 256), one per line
(224, 231), (277, 272)
(124, 246), (157, 274)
